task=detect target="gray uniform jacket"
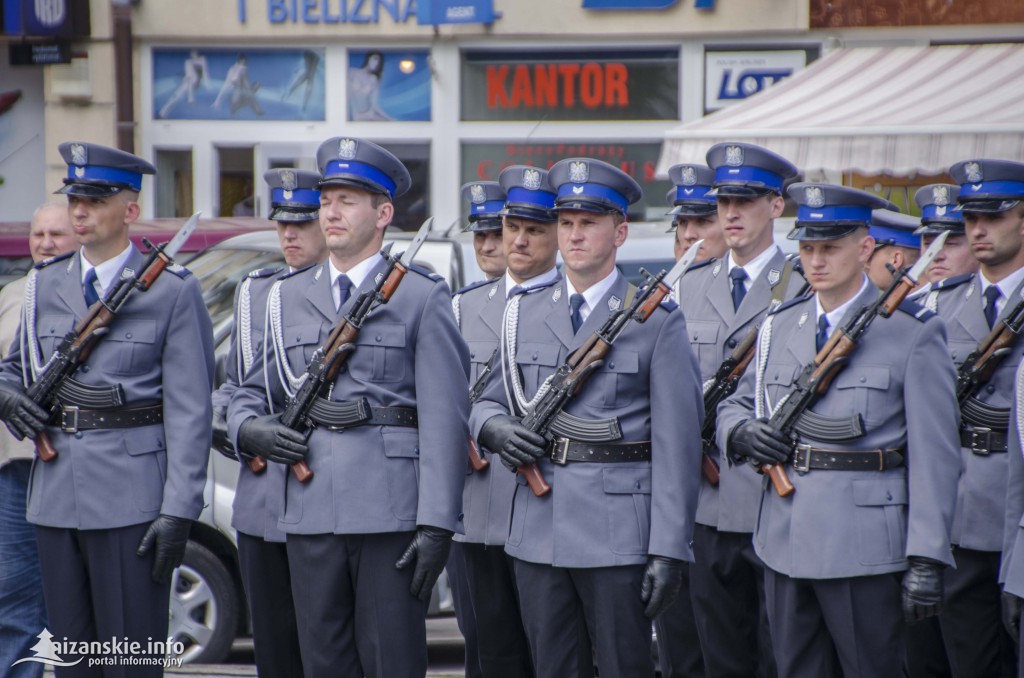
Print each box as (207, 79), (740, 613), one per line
(679, 249), (805, 534)
(934, 273), (1024, 552)
(212, 267), (288, 542)
(1000, 361), (1024, 592)
(227, 254), (470, 535)
(453, 277), (518, 546)
(0, 248), (215, 529)
(716, 284), (960, 578)
(469, 272), (703, 567)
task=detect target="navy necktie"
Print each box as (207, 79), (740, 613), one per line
(335, 274), (351, 314)
(983, 285), (1001, 329)
(730, 267), (748, 311)
(83, 268), (100, 307)
(815, 313), (830, 352)
(569, 293), (585, 334)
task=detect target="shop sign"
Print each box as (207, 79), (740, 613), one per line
(239, 0), (416, 25)
(416, 0), (495, 24)
(462, 50), (678, 122)
(2, 0), (88, 38)
(704, 49), (807, 112)
(582, 0), (679, 8)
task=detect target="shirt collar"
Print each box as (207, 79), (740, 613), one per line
(979, 265), (1024, 302)
(505, 266), (560, 299)
(565, 268), (619, 316)
(815, 274), (872, 334)
(328, 251), (380, 291)
(80, 243), (134, 293)
(727, 244), (780, 287)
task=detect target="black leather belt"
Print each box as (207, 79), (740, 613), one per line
(59, 404), (163, 433)
(307, 396), (418, 431)
(550, 438), (651, 465)
(960, 427), (1008, 455)
(792, 444), (905, 473)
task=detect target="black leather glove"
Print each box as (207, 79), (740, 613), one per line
(1003, 591), (1022, 641)
(478, 414), (548, 471)
(640, 555), (684, 620)
(902, 556), (945, 624)
(211, 406), (236, 460)
(395, 526), (454, 601)
(237, 414), (308, 464)
(137, 515), (192, 584)
(729, 418), (791, 466)
(0, 381), (48, 441)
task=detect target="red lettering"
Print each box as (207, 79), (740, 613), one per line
(580, 64), (603, 108)
(643, 161), (656, 182)
(477, 160), (494, 180)
(510, 65), (534, 107)
(534, 65), (558, 107)
(487, 66), (510, 109)
(605, 63), (628, 107)
(558, 64), (580, 107)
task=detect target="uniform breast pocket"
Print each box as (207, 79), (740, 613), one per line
(105, 320), (158, 375)
(603, 467), (652, 555)
(467, 340), (498, 386)
(351, 322), (407, 383)
(833, 366), (891, 427)
(582, 350), (640, 409)
(282, 323), (324, 374)
(687, 321), (721, 379)
(852, 478), (907, 565)
(763, 363), (799, 410)
(948, 340), (977, 366)
(36, 314), (76, 360)
(515, 343), (561, 396)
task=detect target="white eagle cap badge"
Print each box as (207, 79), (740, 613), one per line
(965, 162), (983, 184)
(523, 168), (542, 190)
(681, 166), (697, 186)
(805, 186), (826, 209)
(932, 185), (950, 206)
(725, 145), (744, 167)
(470, 184), (487, 204)
(281, 170), (297, 192)
(569, 161), (589, 184)
(338, 138), (357, 160)
(70, 143), (87, 167)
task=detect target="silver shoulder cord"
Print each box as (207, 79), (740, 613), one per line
(501, 293), (553, 417)
(754, 313), (780, 419)
(451, 293), (462, 329)
(22, 269), (56, 387)
(1017, 360), (1024, 460)
(237, 277), (255, 377)
(925, 288), (939, 313)
(267, 279), (306, 404)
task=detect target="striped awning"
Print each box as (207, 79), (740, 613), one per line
(659, 43), (1024, 176)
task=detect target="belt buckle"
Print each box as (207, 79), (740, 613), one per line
(971, 427), (992, 456)
(551, 438), (570, 465)
(61, 406), (79, 434)
(793, 443), (811, 474)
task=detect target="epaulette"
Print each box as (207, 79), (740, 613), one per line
(453, 278), (495, 296)
(768, 292), (813, 316)
(933, 272), (974, 292)
(33, 251), (74, 270)
(659, 297), (679, 312)
(278, 263), (317, 281)
(246, 266), (285, 280)
(685, 257), (716, 273)
(165, 262), (193, 278)
(408, 264), (443, 282)
(895, 299), (936, 322)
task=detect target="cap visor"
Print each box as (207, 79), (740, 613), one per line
(554, 198), (622, 216)
(955, 199), (1020, 214)
(708, 184), (775, 198)
(668, 203), (718, 217)
(270, 207), (319, 222)
(787, 222), (863, 241)
(55, 183), (122, 198)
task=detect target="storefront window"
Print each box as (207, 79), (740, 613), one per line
(379, 142), (430, 231)
(154, 149), (194, 218)
(347, 50), (431, 121)
(217, 146), (255, 218)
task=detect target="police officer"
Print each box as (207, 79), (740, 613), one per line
(678, 142), (801, 678)
(865, 208), (922, 289)
(454, 168), (562, 678)
(227, 137), (469, 678)
(927, 160), (1024, 678)
(211, 168), (326, 678)
(465, 180), (509, 280)
(0, 142), (215, 675)
(471, 157), (703, 677)
(908, 184), (978, 315)
(666, 163), (727, 267)
(717, 184), (961, 678)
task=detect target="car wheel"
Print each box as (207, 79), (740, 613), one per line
(169, 541), (239, 664)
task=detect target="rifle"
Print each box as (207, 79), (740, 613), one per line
(467, 346), (500, 472)
(955, 286), (1024, 425)
(274, 217), (433, 483)
(515, 240), (703, 497)
(760, 231), (948, 497)
(700, 265), (810, 485)
(28, 213), (200, 462)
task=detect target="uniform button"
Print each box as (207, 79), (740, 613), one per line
(987, 385), (996, 394)
(74, 432), (83, 440)
(376, 335), (383, 342)
(470, 352), (476, 359)
(125, 332), (133, 339)
(635, 481), (641, 490)
(727, 339), (737, 349)
(692, 335), (698, 341)
(609, 362), (615, 369)
(532, 353), (539, 360)
(886, 491), (893, 501)
(773, 373), (779, 380)
(458, 512), (464, 521)
(859, 376), (866, 383)
(951, 352), (957, 360)
(81, 365), (89, 373)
